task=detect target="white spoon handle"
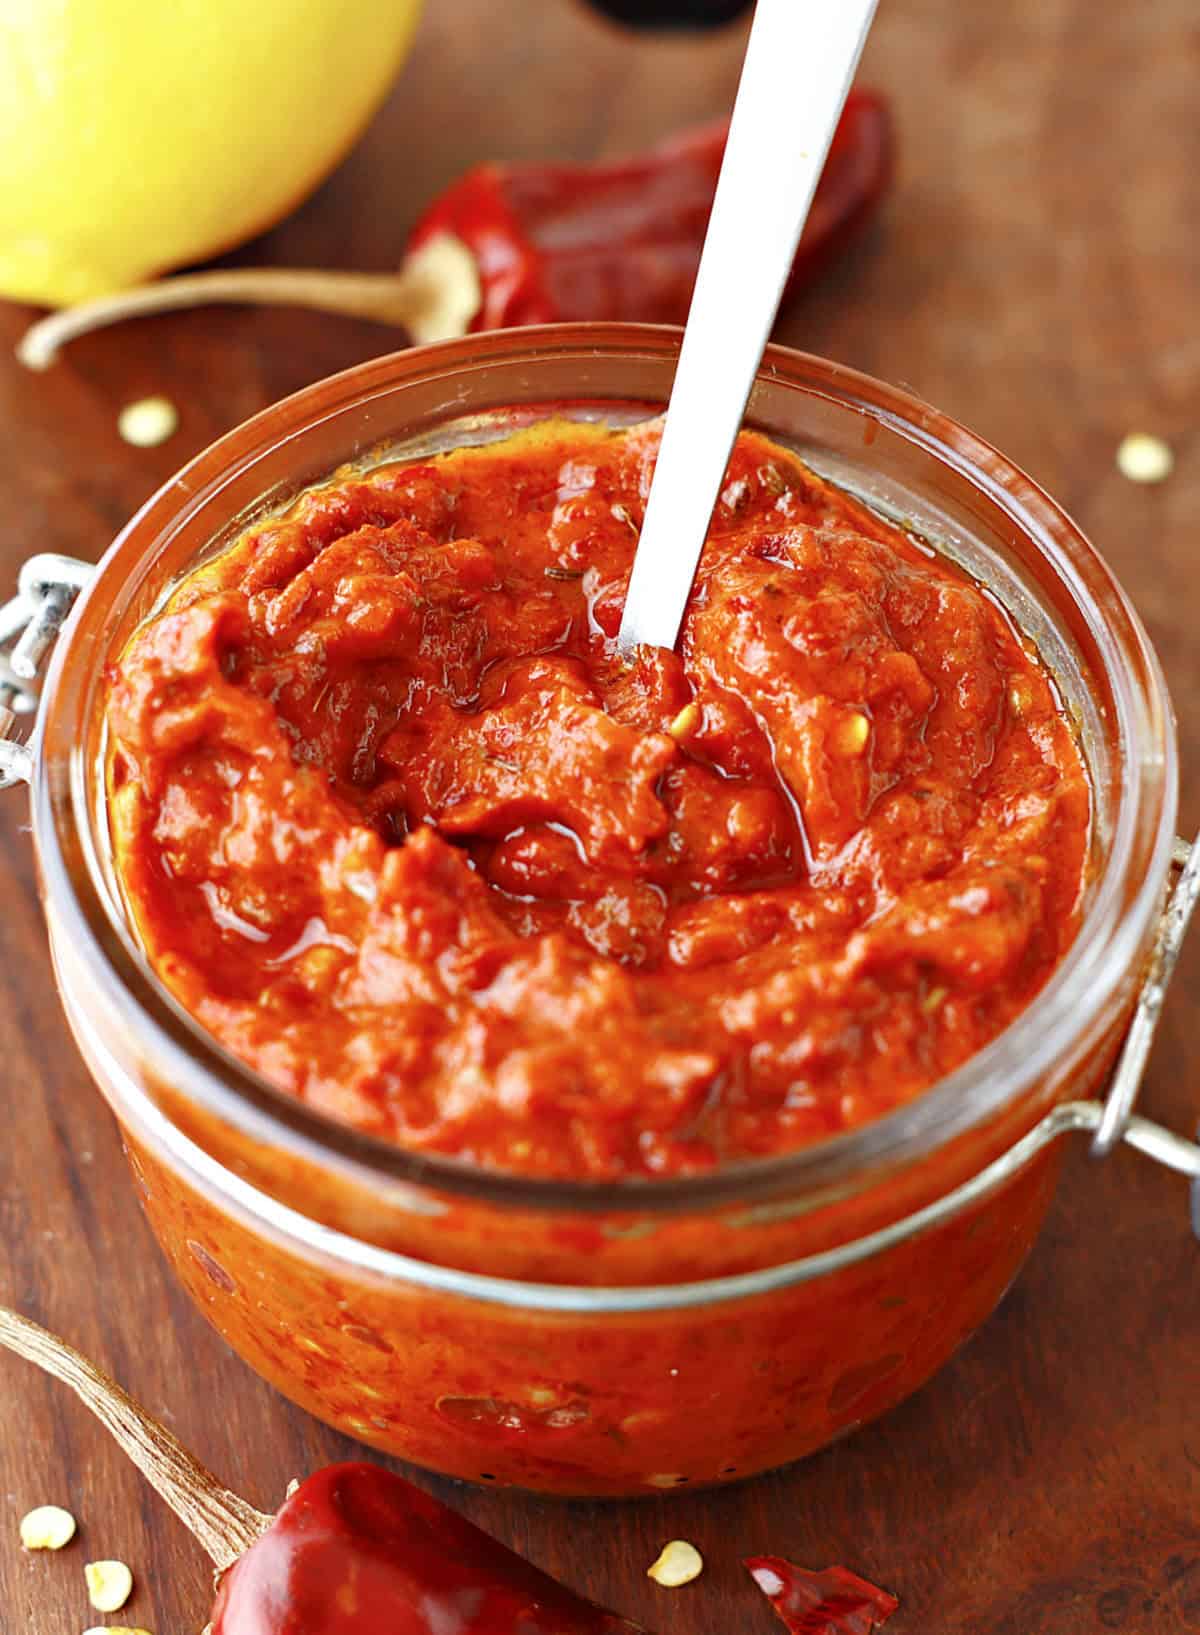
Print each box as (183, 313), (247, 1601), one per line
(618, 0), (879, 651)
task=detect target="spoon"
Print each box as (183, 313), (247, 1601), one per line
(617, 0), (880, 651)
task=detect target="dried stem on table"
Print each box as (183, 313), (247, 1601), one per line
(0, 1305), (270, 1570)
(16, 233), (481, 370)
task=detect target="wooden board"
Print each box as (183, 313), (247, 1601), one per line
(1, 1), (1197, 1630)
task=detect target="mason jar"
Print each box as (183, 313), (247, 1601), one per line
(3, 326), (1196, 1496)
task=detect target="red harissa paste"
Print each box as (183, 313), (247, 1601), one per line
(107, 418), (1090, 1179)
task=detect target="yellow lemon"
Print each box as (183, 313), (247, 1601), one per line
(0, 0), (423, 307)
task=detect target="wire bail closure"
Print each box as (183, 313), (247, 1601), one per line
(0, 554), (94, 791)
(1083, 827), (1200, 1240)
(1092, 833), (1200, 1158)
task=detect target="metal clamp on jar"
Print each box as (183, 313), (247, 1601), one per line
(0, 554), (93, 791)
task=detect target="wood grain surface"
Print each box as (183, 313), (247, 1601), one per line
(1, 2), (1198, 1631)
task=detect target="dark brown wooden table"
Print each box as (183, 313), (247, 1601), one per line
(2, 2), (1198, 1630)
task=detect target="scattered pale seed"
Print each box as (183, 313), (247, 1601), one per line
(19, 1504), (77, 1550)
(82, 1627), (152, 1635)
(294, 945), (342, 989)
(922, 985), (949, 1014)
(1116, 432), (1173, 485)
(667, 701), (700, 741)
(85, 1559), (134, 1612)
(117, 395), (179, 449)
(647, 1539), (704, 1587)
(836, 712), (871, 756)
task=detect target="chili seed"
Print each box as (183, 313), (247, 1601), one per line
(19, 1504), (76, 1550)
(836, 712), (871, 756)
(667, 701), (700, 741)
(647, 1539), (704, 1587)
(84, 1559), (134, 1612)
(1116, 432), (1173, 484)
(117, 396), (179, 448)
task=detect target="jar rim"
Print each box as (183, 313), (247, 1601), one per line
(32, 323), (1179, 1218)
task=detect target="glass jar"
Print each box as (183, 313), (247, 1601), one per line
(6, 325), (1197, 1496)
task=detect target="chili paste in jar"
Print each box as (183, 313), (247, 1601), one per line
(106, 419), (1090, 1180)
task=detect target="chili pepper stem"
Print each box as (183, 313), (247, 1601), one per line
(15, 231), (481, 371)
(0, 1305), (271, 1570)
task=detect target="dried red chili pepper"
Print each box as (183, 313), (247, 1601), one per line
(406, 88), (893, 330)
(211, 1461), (647, 1635)
(18, 92), (893, 369)
(745, 1555), (899, 1635)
